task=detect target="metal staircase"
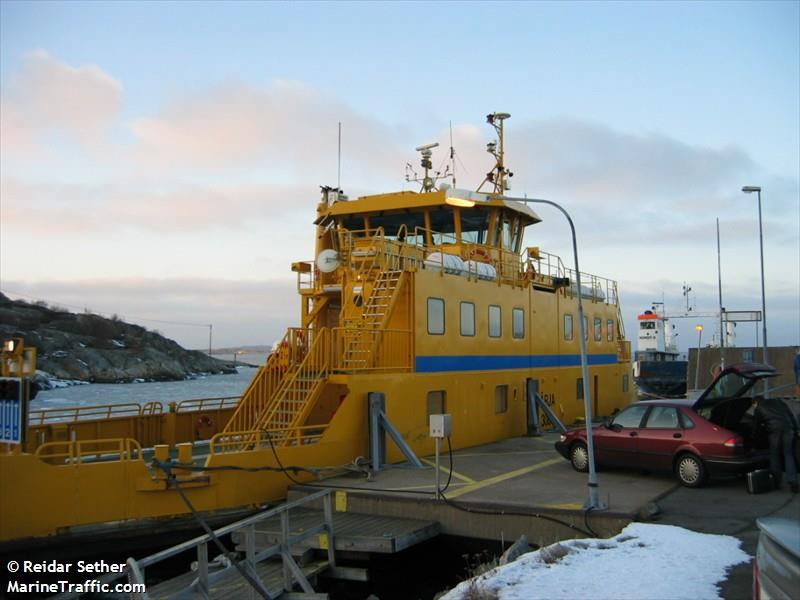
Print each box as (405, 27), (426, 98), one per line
(341, 270), (404, 370)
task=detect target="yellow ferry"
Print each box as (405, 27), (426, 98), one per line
(0, 113), (635, 548)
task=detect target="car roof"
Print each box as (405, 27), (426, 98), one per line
(636, 398), (695, 408)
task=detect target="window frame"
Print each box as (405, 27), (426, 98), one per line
(564, 313), (574, 341)
(607, 319), (615, 342)
(460, 301), (476, 337)
(427, 297), (445, 335)
(594, 317), (602, 342)
(488, 304), (502, 338)
(512, 307), (525, 339)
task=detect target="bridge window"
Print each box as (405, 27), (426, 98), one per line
(564, 314), (574, 341)
(607, 319), (614, 342)
(460, 302), (475, 336)
(460, 207), (490, 244)
(640, 321), (656, 330)
(427, 298), (445, 335)
(488, 305), (502, 338)
(594, 317), (602, 341)
(512, 308), (524, 339)
(495, 385), (508, 414)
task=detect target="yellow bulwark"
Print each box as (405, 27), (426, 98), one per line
(1, 114), (636, 547)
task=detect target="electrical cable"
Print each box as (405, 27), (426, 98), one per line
(152, 460), (270, 598)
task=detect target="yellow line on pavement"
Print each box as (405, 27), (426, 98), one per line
(543, 502), (584, 510)
(445, 457), (563, 499)
(420, 458), (476, 484)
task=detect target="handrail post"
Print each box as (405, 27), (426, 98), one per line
(280, 510), (291, 592)
(323, 491), (336, 567)
(197, 542), (210, 599)
(245, 524), (257, 600)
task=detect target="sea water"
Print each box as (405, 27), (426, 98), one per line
(32, 367), (258, 411)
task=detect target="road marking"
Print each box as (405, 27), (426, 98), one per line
(544, 502), (584, 510)
(420, 458), (476, 484)
(445, 457), (563, 499)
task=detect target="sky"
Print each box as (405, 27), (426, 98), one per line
(441, 522), (750, 600)
(1, 1), (798, 351)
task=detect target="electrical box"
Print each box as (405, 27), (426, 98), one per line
(429, 414), (452, 439)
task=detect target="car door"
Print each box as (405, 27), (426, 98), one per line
(595, 404), (648, 468)
(637, 405), (685, 472)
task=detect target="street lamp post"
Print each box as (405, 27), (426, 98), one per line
(741, 186), (768, 395)
(694, 325), (704, 389)
(513, 196), (605, 511)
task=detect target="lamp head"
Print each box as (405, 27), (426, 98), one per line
(741, 186), (761, 193)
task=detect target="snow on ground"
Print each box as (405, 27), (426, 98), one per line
(441, 523), (750, 600)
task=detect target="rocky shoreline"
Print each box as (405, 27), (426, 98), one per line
(0, 293), (238, 387)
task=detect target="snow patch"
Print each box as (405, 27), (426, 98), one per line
(441, 523), (750, 600)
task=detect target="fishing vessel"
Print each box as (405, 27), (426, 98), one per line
(0, 113), (636, 549)
(633, 307), (688, 397)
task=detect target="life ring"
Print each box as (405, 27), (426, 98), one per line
(468, 247), (491, 263)
(196, 415), (214, 429)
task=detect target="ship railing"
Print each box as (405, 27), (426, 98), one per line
(34, 437), (142, 465)
(114, 489), (336, 600)
(222, 344), (286, 434)
(175, 397), (240, 412)
(330, 327), (412, 372)
(209, 424), (328, 454)
(562, 267), (618, 305)
(29, 402), (148, 425)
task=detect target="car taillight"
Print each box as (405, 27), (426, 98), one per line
(723, 436), (743, 448)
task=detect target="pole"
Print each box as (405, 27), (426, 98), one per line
(514, 196), (605, 510)
(756, 189), (769, 393)
(716, 218), (725, 368)
(208, 324), (213, 356)
(434, 437), (441, 499)
(337, 122), (342, 195)
(695, 327), (703, 389)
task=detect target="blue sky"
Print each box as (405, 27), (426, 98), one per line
(1, 1), (798, 351)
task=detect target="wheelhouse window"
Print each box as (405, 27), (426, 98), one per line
(594, 317), (602, 341)
(460, 302), (475, 337)
(512, 308), (525, 339)
(488, 305), (502, 338)
(427, 298), (445, 335)
(611, 405), (648, 428)
(607, 319), (615, 342)
(564, 314), (574, 341)
(495, 385), (508, 414)
(640, 321), (656, 330)
(460, 207), (490, 244)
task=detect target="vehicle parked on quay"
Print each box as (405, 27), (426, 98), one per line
(555, 363), (777, 487)
(753, 516), (800, 600)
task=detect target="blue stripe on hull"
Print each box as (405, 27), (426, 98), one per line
(415, 353), (619, 373)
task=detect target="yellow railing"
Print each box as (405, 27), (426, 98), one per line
(176, 397), (239, 413)
(209, 424), (328, 454)
(222, 347), (286, 434)
(34, 438), (142, 465)
(617, 340), (632, 363)
(331, 327), (412, 372)
(29, 403), (145, 425)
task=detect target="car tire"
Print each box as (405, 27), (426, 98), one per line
(675, 453), (707, 488)
(570, 442), (589, 473)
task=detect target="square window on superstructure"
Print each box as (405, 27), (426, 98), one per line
(489, 305), (502, 338)
(607, 319), (614, 342)
(564, 314), (573, 341)
(594, 317), (602, 342)
(460, 302), (475, 337)
(512, 308), (524, 339)
(428, 298), (445, 335)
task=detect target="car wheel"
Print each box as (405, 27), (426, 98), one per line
(675, 453), (707, 488)
(570, 442), (589, 472)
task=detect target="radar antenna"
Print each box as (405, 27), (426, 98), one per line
(405, 142), (451, 192)
(477, 112), (514, 194)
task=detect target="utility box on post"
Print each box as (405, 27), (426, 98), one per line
(429, 414), (451, 439)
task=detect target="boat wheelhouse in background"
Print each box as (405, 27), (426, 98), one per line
(633, 307), (688, 398)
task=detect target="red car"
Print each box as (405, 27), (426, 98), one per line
(555, 363), (775, 487)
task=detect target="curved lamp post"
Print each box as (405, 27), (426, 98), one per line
(694, 325), (703, 389)
(511, 196), (606, 511)
(741, 186), (768, 395)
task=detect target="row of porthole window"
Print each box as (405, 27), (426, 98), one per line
(427, 298), (525, 338)
(564, 314), (616, 343)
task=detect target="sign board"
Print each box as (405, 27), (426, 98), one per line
(0, 377), (26, 445)
(723, 311), (762, 322)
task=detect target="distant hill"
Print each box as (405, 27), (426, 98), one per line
(0, 293), (237, 384)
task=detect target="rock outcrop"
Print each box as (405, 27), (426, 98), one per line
(0, 293), (237, 384)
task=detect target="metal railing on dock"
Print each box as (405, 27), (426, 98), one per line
(104, 489), (337, 599)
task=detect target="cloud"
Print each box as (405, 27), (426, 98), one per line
(0, 177), (319, 234)
(0, 50), (123, 153)
(129, 80), (407, 179)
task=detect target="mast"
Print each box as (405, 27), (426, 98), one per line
(477, 112), (513, 194)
